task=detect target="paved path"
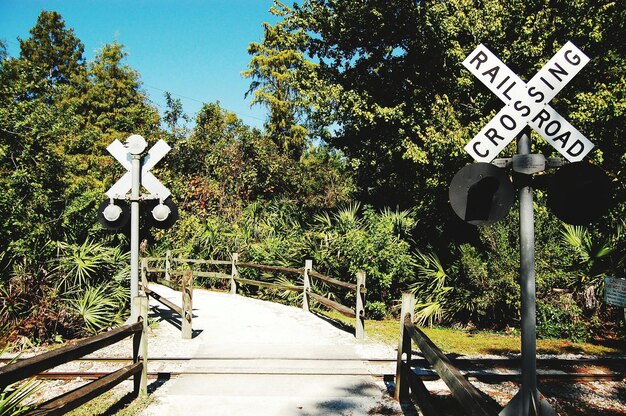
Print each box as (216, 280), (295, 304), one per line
(141, 284), (402, 416)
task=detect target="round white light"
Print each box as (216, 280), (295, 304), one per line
(125, 134), (148, 155)
(103, 204), (123, 222)
(152, 203), (171, 222)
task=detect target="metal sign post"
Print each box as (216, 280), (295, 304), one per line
(517, 128), (539, 415)
(460, 41), (595, 416)
(130, 150), (142, 319)
(106, 135), (172, 321)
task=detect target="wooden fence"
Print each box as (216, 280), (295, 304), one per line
(394, 293), (498, 416)
(141, 252), (367, 339)
(0, 297), (149, 415)
(140, 261), (193, 339)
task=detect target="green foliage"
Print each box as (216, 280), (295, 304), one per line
(303, 204), (417, 306)
(18, 10), (85, 86)
(410, 250), (453, 326)
(2, 7), (623, 347)
(0, 380), (39, 416)
(247, 0), (626, 241)
(561, 221), (625, 290)
(243, 2), (328, 158)
(0, 346), (41, 416)
(69, 284), (122, 334)
(55, 240), (111, 289)
(365, 301), (387, 320)
(0, 263), (82, 347)
(537, 295), (591, 342)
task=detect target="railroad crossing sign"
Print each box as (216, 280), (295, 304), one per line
(462, 41), (594, 162)
(106, 136), (171, 199)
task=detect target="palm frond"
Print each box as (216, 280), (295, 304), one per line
(70, 285), (119, 334)
(0, 346), (41, 416)
(414, 301), (448, 327)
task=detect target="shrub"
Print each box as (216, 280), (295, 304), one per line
(537, 295), (591, 342)
(366, 301), (387, 320)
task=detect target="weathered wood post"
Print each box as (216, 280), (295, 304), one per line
(140, 258), (148, 292)
(355, 271), (366, 340)
(230, 253), (239, 295)
(394, 292), (415, 401)
(181, 271), (193, 339)
(303, 260), (312, 312)
(165, 250), (171, 282)
(132, 295), (148, 396)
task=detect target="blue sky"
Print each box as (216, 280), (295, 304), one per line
(0, 0), (279, 129)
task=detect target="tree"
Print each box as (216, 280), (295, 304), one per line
(247, 0), (626, 235)
(18, 10), (85, 86)
(244, 9), (315, 159)
(55, 42), (160, 242)
(0, 43), (70, 263)
(0, 15), (161, 261)
(163, 92), (190, 142)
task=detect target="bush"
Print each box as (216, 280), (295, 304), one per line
(366, 301), (387, 320)
(537, 296), (591, 342)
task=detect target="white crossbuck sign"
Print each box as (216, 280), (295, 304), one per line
(106, 139), (171, 199)
(462, 41), (594, 162)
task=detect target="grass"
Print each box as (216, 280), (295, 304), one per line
(65, 388), (154, 416)
(318, 309), (624, 356)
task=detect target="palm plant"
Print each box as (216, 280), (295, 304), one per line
(380, 207), (417, 239)
(561, 221), (625, 307)
(0, 346), (40, 416)
(55, 240), (111, 289)
(0, 380), (39, 416)
(409, 250), (453, 326)
(69, 284), (120, 334)
(334, 202), (362, 233)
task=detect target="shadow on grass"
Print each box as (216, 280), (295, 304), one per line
(484, 336), (625, 356)
(98, 375), (170, 415)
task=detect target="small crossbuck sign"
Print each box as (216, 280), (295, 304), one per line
(106, 139), (171, 199)
(462, 42), (594, 162)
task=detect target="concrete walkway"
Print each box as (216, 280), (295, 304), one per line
(141, 284), (402, 416)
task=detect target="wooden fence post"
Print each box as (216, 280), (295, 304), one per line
(132, 295), (148, 396)
(230, 253), (239, 295)
(355, 271), (366, 340)
(165, 250), (171, 282)
(394, 292), (415, 401)
(182, 271), (193, 339)
(303, 260), (312, 312)
(140, 258), (148, 292)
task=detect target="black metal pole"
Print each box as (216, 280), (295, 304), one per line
(518, 126), (539, 415)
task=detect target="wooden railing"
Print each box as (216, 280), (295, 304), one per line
(141, 260), (193, 339)
(142, 253), (367, 339)
(394, 293), (497, 416)
(0, 297), (149, 415)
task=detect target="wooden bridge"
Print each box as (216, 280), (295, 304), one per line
(140, 283), (396, 415)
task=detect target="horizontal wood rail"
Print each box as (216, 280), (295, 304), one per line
(24, 363), (143, 416)
(0, 321), (142, 388)
(143, 287), (183, 316)
(145, 268), (230, 280)
(395, 293), (497, 416)
(1, 297), (148, 415)
(307, 291), (356, 318)
(236, 262), (303, 275)
(308, 270), (367, 293)
(142, 256), (230, 266)
(234, 277), (303, 292)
